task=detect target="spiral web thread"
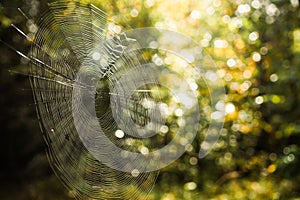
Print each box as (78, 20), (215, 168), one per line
(29, 1), (159, 199)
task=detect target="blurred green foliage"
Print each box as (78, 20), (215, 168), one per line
(1, 0), (300, 199)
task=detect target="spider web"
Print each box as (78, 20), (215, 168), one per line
(28, 1), (159, 199)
